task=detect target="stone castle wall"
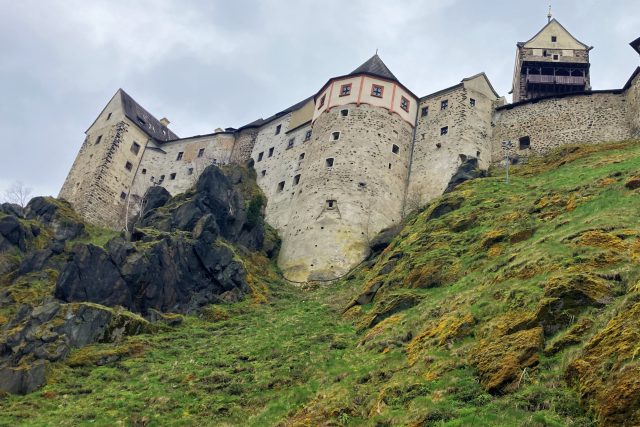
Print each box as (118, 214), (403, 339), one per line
(626, 72), (640, 137)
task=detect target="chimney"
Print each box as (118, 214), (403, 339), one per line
(160, 117), (170, 127)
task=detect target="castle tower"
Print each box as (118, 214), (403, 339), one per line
(276, 55), (418, 281)
(512, 19), (592, 102)
(59, 89), (177, 228)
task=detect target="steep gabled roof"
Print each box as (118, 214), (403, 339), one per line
(118, 89), (178, 142)
(349, 54), (399, 82)
(520, 18), (589, 49)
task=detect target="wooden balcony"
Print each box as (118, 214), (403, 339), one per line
(526, 75), (586, 85)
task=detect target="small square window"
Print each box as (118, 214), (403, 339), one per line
(299, 153), (305, 160)
(440, 126), (449, 136)
(125, 161), (133, 171)
(176, 151), (184, 161)
(293, 174), (301, 185)
(131, 142), (141, 155)
(275, 124), (281, 135)
(331, 132), (340, 141)
(258, 152), (264, 161)
(340, 109), (349, 117)
(95, 135), (103, 144)
(198, 148), (205, 158)
(318, 95), (326, 109)
(553, 54), (559, 60)
(188, 168), (194, 175)
(421, 106), (429, 117)
(159, 175), (165, 182)
(277, 181), (285, 192)
(340, 83), (352, 97)
(470, 98), (476, 107)
(400, 96), (410, 112)
(371, 84), (384, 98)
(268, 147), (274, 157)
(392, 144), (400, 154)
(326, 199), (336, 209)
(120, 192), (127, 200)
(441, 100), (448, 110)
(261, 170), (266, 177)
(287, 138), (295, 149)
(551, 36), (557, 42)
(106, 112), (112, 120)
(325, 158), (334, 167)
(519, 136), (531, 150)
(170, 173), (176, 180)
(304, 130), (312, 141)
(141, 168), (147, 174)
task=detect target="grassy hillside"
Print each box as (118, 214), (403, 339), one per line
(3, 141), (640, 426)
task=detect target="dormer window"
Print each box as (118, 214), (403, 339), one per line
(400, 96), (410, 112)
(318, 95), (326, 109)
(371, 84), (384, 98)
(340, 83), (352, 97)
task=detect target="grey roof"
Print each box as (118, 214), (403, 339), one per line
(631, 36), (640, 55)
(350, 54), (398, 82)
(238, 96), (313, 130)
(118, 89), (178, 142)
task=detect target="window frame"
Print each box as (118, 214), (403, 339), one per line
(325, 158), (334, 167)
(441, 100), (448, 110)
(440, 126), (449, 136)
(331, 132), (340, 141)
(176, 151), (184, 161)
(421, 106), (429, 117)
(131, 142), (141, 155)
(339, 83), (352, 97)
(304, 130), (312, 141)
(318, 94), (326, 109)
(124, 161), (133, 171)
(400, 96), (410, 112)
(275, 124), (281, 135)
(371, 84), (384, 98)
(197, 148), (205, 158)
(268, 147), (274, 157)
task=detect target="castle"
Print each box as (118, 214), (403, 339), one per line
(60, 18), (640, 282)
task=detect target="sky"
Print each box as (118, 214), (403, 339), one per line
(1, 0), (639, 200)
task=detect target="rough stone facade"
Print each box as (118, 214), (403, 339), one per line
(60, 26), (640, 282)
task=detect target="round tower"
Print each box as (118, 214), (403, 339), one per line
(278, 55), (418, 282)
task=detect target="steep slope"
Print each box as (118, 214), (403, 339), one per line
(2, 141), (640, 426)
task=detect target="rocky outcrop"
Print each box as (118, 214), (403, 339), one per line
(25, 197), (85, 242)
(444, 157), (487, 193)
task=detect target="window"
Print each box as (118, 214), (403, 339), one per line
(371, 84), (384, 98)
(340, 109), (349, 117)
(198, 148), (205, 158)
(441, 100), (448, 110)
(258, 152), (264, 161)
(325, 158), (334, 167)
(275, 124), (281, 135)
(268, 147), (274, 157)
(287, 138), (295, 149)
(125, 161), (133, 171)
(95, 135), (103, 144)
(470, 98), (476, 107)
(421, 106), (429, 117)
(553, 54), (559, 60)
(141, 168), (147, 174)
(293, 174), (301, 185)
(331, 132), (340, 141)
(261, 170), (266, 177)
(318, 95), (326, 109)
(388, 163), (392, 169)
(519, 136), (531, 150)
(551, 36), (557, 42)
(400, 96), (410, 112)
(137, 115), (146, 125)
(106, 112), (112, 120)
(392, 144), (400, 154)
(159, 175), (165, 182)
(304, 130), (312, 141)
(131, 142), (141, 155)
(326, 200), (336, 209)
(176, 151), (184, 161)
(340, 83), (352, 97)
(440, 126), (449, 136)
(170, 173), (176, 180)
(188, 168), (194, 175)
(277, 181), (285, 192)
(299, 153), (305, 160)
(120, 192), (127, 200)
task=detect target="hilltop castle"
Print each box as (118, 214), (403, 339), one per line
(60, 18), (640, 282)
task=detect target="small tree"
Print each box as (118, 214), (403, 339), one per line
(3, 181), (32, 207)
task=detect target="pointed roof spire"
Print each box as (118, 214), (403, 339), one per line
(350, 54), (398, 82)
(547, 3), (553, 23)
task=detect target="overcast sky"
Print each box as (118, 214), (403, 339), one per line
(1, 0), (639, 200)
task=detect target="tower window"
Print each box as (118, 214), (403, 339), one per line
(392, 144), (400, 154)
(261, 170), (266, 177)
(441, 126), (449, 136)
(318, 95), (326, 109)
(141, 168), (147, 174)
(304, 130), (312, 141)
(293, 174), (301, 185)
(326, 200), (336, 209)
(299, 153), (305, 160)
(325, 158), (334, 167)
(188, 168), (194, 175)
(275, 124), (281, 135)
(551, 36), (557, 42)
(470, 98), (476, 107)
(106, 113), (112, 120)
(131, 142), (141, 155)
(120, 192), (127, 200)
(95, 135), (103, 144)
(519, 136), (531, 150)
(400, 96), (410, 112)
(371, 84), (384, 98)
(170, 173), (176, 180)
(341, 109), (349, 117)
(388, 163), (392, 169)
(287, 138), (295, 149)
(258, 152), (264, 161)
(421, 106), (429, 117)
(441, 100), (448, 110)
(277, 181), (285, 192)
(176, 151), (184, 161)
(125, 161), (133, 171)
(340, 83), (352, 97)
(268, 147), (274, 157)
(331, 132), (340, 141)
(198, 148), (205, 158)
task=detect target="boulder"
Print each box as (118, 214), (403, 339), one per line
(0, 360), (45, 395)
(0, 215), (32, 251)
(369, 225), (401, 254)
(0, 203), (24, 218)
(444, 157), (487, 194)
(25, 197), (85, 241)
